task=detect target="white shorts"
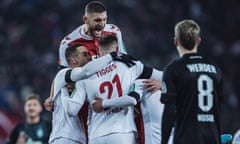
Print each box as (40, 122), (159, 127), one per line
(89, 132), (135, 144)
(50, 137), (84, 144)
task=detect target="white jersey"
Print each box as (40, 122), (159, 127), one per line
(49, 54), (114, 143)
(233, 129), (240, 144)
(59, 24), (126, 67)
(49, 69), (86, 144)
(82, 61), (144, 141)
(133, 79), (173, 144)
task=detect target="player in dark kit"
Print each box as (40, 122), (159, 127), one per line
(160, 19), (223, 144)
(7, 94), (51, 144)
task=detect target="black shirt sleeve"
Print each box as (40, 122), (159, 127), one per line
(160, 63), (177, 144)
(7, 123), (21, 144)
(160, 63), (177, 104)
(138, 65), (153, 79)
(161, 103), (176, 144)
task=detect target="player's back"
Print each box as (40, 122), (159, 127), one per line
(83, 60), (143, 141)
(133, 79), (173, 144)
(168, 53), (222, 144)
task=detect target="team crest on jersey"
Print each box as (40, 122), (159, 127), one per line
(36, 128), (44, 138)
(161, 81), (167, 94)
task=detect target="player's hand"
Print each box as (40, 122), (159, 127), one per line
(93, 97), (104, 113)
(110, 52), (136, 67)
(143, 79), (162, 93)
(44, 97), (54, 112)
(16, 131), (28, 144)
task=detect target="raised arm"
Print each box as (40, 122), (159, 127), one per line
(44, 80), (54, 112)
(66, 53), (113, 82)
(67, 52), (133, 82)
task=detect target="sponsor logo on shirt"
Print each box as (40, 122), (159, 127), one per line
(161, 81), (167, 94)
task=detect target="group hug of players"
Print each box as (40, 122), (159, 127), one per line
(44, 1), (229, 144)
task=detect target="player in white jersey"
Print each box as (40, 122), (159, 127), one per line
(76, 35), (161, 144)
(45, 1), (126, 110)
(130, 79), (174, 144)
(59, 1), (126, 67)
(49, 44), (125, 144)
(93, 79), (174, 144)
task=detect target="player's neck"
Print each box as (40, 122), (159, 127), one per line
(178, 46), (197, 57)
(26, 116), (40, 124)
(83, 25), (91, 36)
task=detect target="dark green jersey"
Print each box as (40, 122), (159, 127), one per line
(7, 118), (51, 144)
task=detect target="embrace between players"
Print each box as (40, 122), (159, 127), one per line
(44, 1), (223, 144)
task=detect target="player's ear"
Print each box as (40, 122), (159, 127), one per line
(197, 37), (201, 46)
(83, 16), (88, 24)
(174, 37), (178, 46)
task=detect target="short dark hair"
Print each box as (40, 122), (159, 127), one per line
(85, 1), (106, 15)
(99, 35), (118, 53)
(25, 93), (41, 104)
(65, 44), (82, 65)
(174, 19), (200, 50)
(99, 35), (117, 48)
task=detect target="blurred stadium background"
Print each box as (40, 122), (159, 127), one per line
(0, 0), (240, 142)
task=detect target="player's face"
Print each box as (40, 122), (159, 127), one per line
(24, 99), (42, 118)
(85, 12), (107, 38)
(75, 46), (91, 67)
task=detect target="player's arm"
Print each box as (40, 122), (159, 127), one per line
(63, 82), (86, 116)
(66, 52), (131, 82)
(59, 38), (69, 67)
(93, 93), (139, 113)
(103, 91), (140, 108)
(111, 24), (127, 54)
(139, 65), (163, 80)
(93, 80), (144, 113)
(160, 67), (177, 144)
(132, 60), (163, 92)
(143, 79), (162, 93)
(44, 80), (54, 112)
(7, 123), (22, 144)
(132, 60), (163, 81)
(161, 103), (176, 144)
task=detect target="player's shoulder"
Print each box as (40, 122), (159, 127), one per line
(75, 79), (86, 87)
(195, 54), (222, 73)
(114, 60), (137, 69)
(40, 118), (50, 125)
(164, 59), (179, 71)
(202, 56), (220, 67)
(60, 25), (83, 44)
(55, 68), (71, 80)
(104, 24), (121, 33)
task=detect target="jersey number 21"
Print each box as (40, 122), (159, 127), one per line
(99, 74), (123, 99)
